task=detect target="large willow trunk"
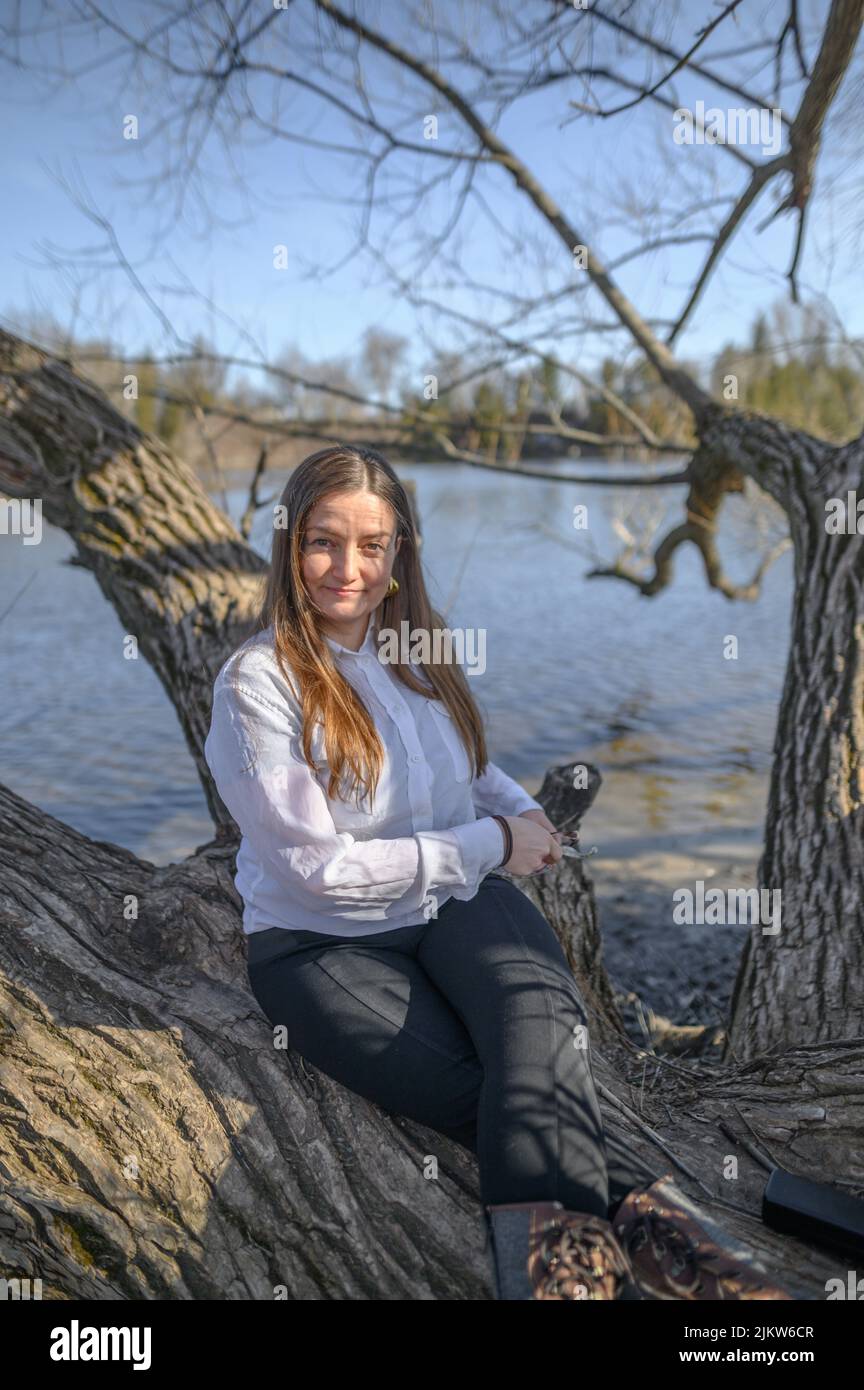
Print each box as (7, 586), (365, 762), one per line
(712, 415), (864, 1061)
(1, 776), (853, 1301)
(0, 334), (858, 1298)
(0, 331), (266, 831)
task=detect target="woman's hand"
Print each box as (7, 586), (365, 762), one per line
(517, 807), (558, 836)
(516, 807), (569, 874)
(498, 811), (562, 876)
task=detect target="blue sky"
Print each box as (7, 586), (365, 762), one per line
(1, 0), (861, 398)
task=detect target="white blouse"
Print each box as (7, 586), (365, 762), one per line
(203, 612), (543, 937)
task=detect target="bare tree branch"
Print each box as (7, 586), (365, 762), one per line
(568, 0), (746, 119)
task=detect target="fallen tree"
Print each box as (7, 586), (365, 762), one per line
(0, 330), (860, 1300)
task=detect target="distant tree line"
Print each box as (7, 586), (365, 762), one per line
(19, 303), (863, 471)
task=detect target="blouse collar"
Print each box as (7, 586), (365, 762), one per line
(323, 610), (379, 659)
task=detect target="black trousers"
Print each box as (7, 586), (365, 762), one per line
(246, 871), (658, 1217)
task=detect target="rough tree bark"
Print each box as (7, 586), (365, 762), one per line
(0, 332), (266, 832)
(693, 406), (864, 1061)
(0, 332), (860, 1300)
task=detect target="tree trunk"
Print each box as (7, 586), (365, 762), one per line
(694, 409), (864, 1060)
(0, 780), (855, 1300)
(0, 333), (858, 1298)
(0, 331), (266, 832)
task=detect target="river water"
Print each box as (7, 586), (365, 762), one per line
(1, 459), (791, 878)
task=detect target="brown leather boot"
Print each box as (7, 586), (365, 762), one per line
(486, 1199), (644, 1300)
(612, 1174), (794, 1300)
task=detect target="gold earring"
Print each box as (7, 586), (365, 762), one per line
(386, 575), (399, 596)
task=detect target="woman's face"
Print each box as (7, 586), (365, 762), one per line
(300, 489), (402, 630)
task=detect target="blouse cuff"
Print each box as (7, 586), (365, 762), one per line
(446, 815), (508, 882)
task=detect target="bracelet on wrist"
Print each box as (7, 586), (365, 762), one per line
(491, 814), (513, 868)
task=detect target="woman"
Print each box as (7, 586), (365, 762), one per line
(204, 444), (792, 1302)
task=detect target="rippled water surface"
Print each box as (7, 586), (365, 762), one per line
(0, 460), (791, 865)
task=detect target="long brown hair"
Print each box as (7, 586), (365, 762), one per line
(250, 444), (489, 807)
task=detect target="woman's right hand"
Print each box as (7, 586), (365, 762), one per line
(498, 816), (563, 876)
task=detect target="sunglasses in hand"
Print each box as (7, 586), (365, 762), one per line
(552, 821), (598, 857)
(529, 826), (599, 873)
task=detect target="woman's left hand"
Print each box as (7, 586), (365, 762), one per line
(518, 808), (558, 836)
